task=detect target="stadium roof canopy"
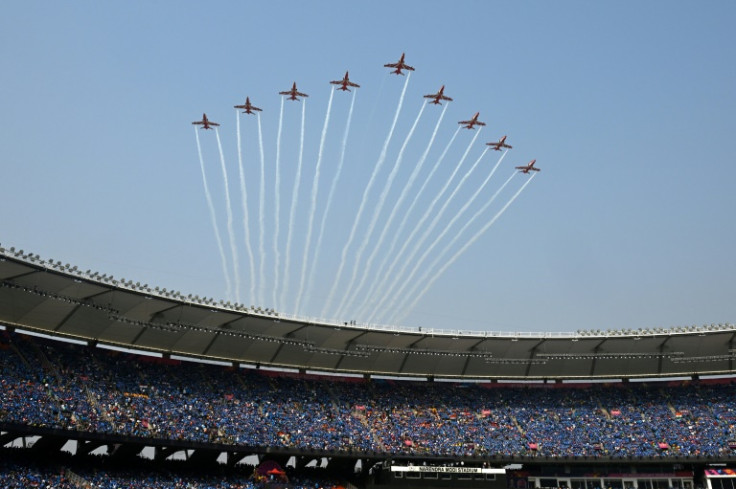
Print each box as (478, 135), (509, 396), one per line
(1, 248), (734, 380)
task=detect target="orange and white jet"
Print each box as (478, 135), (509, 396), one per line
(330, 71), (360, 91)
(192, 113), (219, 130)
(234, 97), (262, 115)
(458, 112), (486, 129)
(424, 85), (453, 105)
(384, 53), (415, 75)
(279, 82), (309, 101)
(516, 159), (540, 173)
(486, 136), (512, 151)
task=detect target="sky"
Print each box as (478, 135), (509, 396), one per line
(1, 1), (735, 334)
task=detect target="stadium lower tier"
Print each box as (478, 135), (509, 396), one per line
(2, 330), (736, 459)
(0, 453), (342, 489)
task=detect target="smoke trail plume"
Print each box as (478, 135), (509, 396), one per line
(195, 128), (232, 300)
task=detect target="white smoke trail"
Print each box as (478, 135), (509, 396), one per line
(321, 72), (412, 318)
(366, 129), (483, 322)
(195, 128), (232, 301)
(335, 101), (427, 318)
(215, 128), (241, 303)
(236, 111), (256, 305)
(360, 125), (460, 319)
(272, 98), (285, 309)
(256, 113), (267, 306)
(381, 151), (509, 319)
(351, 103), (449, 319)
(292, 89), (335, 315)
(280, 98), (309, 310)
(392, 173), (535, 324)
(298, 89), (356, 316)
(372, 140), (487, 318)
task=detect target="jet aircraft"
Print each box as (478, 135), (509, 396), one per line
(384, 53), (415, 75)
(330, 71), (360, 91)
(516, 160), (540, 173)
(486, 136), (513, 151)
(424, 85), (453, 105)
(279, 82), (309, 101)
(458, 112), (486, 129)
(234, 97), (262, 114)
(192, 113), (219, 130)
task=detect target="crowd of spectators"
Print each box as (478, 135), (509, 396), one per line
(0, 455), (344, 489)
(2, 330), (736, 460)
(0, 459), (76, 489)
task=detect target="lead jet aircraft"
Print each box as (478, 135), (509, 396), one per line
(234, 97), (262, 115)
(192, 113), (219, 130)
(279, 82), (309, 101)
(486, 136), (513, 151)
(424, 85), (453, 105)
(330, 71), (360, 91)
(384, 53), (415, 75)
(516, 159), (540, 173)
(458, 112), (486, 129)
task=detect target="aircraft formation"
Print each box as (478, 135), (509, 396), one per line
(192, 52), (539, 174)
(190, 52), (541, 323)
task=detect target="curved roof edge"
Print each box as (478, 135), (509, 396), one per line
(1, 246), (735, 380)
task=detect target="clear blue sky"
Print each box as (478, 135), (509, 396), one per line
(1, 1), (734, 333)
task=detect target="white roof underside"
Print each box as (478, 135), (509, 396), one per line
(1, 250), (734, 380)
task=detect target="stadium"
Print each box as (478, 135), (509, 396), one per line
(2, 246), (736, 489)
(4, 0), (736, 485)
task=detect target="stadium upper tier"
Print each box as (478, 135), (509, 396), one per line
(1, 246), (734, 380)
(2, 330), (736, 460)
